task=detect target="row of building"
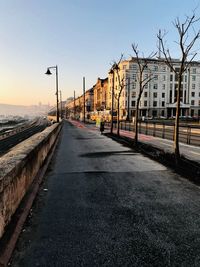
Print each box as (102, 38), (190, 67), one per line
(65, 57), (200, 120)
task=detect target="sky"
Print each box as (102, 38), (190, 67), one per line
(1, 0), (200, 106)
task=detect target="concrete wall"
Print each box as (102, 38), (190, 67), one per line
(0, 123), (62, 239)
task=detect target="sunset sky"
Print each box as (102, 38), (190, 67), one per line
(0, 0), (200, 106)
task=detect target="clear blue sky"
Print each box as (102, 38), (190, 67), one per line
(0, 0), (200, 105)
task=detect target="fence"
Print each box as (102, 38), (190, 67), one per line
(105, 121), (200, 146)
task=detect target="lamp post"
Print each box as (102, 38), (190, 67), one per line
(83, 77), (86, 123)
(45, 65), (59, 123)
(59, 90), (62, 119)
(109, 68), (114, 133)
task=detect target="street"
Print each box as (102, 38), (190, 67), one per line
(10, 121), (200, 266)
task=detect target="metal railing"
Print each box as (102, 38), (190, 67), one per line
(105, 121), (200, 146)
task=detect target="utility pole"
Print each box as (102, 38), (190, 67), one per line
(109, 68), (114, 134)
(83, 77), (86, 123)
(59, 90), (62, 119)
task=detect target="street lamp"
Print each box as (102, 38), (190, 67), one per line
(45, 65), (59, 123)
(109, 68), (114, 133)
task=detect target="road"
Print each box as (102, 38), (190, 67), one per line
(10, 121), (200, 266)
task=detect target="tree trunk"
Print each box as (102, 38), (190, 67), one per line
(134, 100), (139, 145)
(174, 72), (181, 163)
(117, 99), (120, 136)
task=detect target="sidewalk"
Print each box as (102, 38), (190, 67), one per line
(69, 120), (200, 165)
(113, 128), (200, 165)
(3, 120), (200, 266)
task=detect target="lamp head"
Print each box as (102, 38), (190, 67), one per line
(45, 68), (52, 75)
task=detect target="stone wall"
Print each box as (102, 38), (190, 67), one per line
(0, 123), (61, 239)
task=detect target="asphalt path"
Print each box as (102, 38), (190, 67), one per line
(10, 120), (200, 266)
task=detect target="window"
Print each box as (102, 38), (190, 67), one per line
(132, 64), (137, 70)
(144, 101), (147, 107)
(191, 100), (195, 105)
(162, 93), (165, 98)
(154, 75), (158, 80)
(192, 75), (196, 81)
(162, 101), (165, 107)
(153, 84), (158, 89)
(162, 84), (165, 90)
(153, 92), (157, 98)
(145, 83), (148, 89)
(132, 73), (137, 80)
(185, 76), (187, 82)
(152, 110), (157, 117)
(169, 90), (172, 103)
(154, 65), (158, 71)
(199, 92), (200, 97)
(192, 68), (196, 74)
(191, 92), (195, 97)
(144, 92), (148, 97)
(163, 75), (166, 81)
(131, 91), (136, 97)
(132, 83), (136, 89)
(199, 100), (200, 106)
(170, 75), (173, 82)
(162, 66), (166, 72)
(153, 101), (157, 107)
(192, 84), (195, 90)
(131, 101), (136, 107)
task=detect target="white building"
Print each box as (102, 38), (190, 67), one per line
(108, 58), (200, 119)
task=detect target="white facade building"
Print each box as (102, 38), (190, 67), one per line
(108, 58), (200, 119)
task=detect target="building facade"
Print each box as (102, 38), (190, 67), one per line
(93, 78), (108, 111)
(65, 88), (94, 119)
(108, 58), (200, 120)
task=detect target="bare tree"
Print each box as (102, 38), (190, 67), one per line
(114, 67), (125, 136)
(109, 55), (124, 136)
(157, 13), (200, 162)
(131, 44), (155, 145)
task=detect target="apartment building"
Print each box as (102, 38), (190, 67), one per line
(65, 88), (94, 119)
(108, 58), (200, 120)
(93, 78), (108, 111)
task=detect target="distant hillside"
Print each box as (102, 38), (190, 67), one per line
(0, 103), (53, 117)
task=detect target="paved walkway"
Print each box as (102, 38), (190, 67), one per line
(10, 120), (200, 266)
(69, 119), (200, 164)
